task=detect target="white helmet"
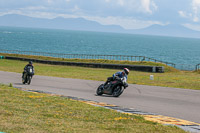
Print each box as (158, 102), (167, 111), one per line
(123, 68), (129, 75)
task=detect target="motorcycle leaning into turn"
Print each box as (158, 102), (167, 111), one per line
(96, 77), (128, 97)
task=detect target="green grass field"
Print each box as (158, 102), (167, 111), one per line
(0, 58), (200, 90)
(0, 84), (186, 133)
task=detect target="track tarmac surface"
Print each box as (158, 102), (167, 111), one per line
(1, 71), (200, 124)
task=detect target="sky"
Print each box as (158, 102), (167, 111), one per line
(0, 0), (200, 31)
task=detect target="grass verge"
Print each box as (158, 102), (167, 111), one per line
(0, 84), (186, 133)
(0, 59), (200, 90)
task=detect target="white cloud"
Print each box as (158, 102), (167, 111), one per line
(141, 0), (152, 14)
(47, 0), (70, 4)
(104, 0), (157, 14)
(179, 0), (200, 22)
(178, 11), (192, 19)
(105, 0), (111, 2)
(71, 5), (80, 12)
(140, 0), (158, 14)
(21, 6), (47, 11)
(192, 0), (200, 22)
(192, 0), (200, 11)
(84, 16), (163, 29)
(179, 11), (187, 18)
(117, 0), (125, 6)
(47, 0), (53, 4)
(151, 1), (157, 10)
(193, 16), (199, 22)
(183, 23), (200, 31)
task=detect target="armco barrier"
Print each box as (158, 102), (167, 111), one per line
(5, 56), (164, 73)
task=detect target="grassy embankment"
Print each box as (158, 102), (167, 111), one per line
(0, 84), (186, 133)
(0, 53), (200, 90)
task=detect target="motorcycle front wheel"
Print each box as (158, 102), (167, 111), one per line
(22, 75), (26, 84)
(22, 77), (26, 84)
(96, 84), (104, 95)
(113, 86), (124, 97)
(27, 75), (32, 85)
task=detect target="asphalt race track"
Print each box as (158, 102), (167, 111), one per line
(1, 71), (200, 124)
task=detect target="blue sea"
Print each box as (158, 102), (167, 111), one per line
(0, 26), (200, 70)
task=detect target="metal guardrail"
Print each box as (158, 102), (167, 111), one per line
(175, 64), (196, 71)
(5, 56), (165, 73)
(0, 49), (176, 67)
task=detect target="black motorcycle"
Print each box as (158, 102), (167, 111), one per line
(22, 67), (34, 85)
(96, 77), (128, 97)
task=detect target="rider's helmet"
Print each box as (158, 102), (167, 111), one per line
(29, 61), (33, 65)
(123, 68), (129, 75)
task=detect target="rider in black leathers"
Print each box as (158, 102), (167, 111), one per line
(22, 61), (35, 78)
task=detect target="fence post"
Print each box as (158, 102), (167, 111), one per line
(196, 64), (200, 71)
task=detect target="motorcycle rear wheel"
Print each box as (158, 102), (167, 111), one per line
(113, 86), (124, 97)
